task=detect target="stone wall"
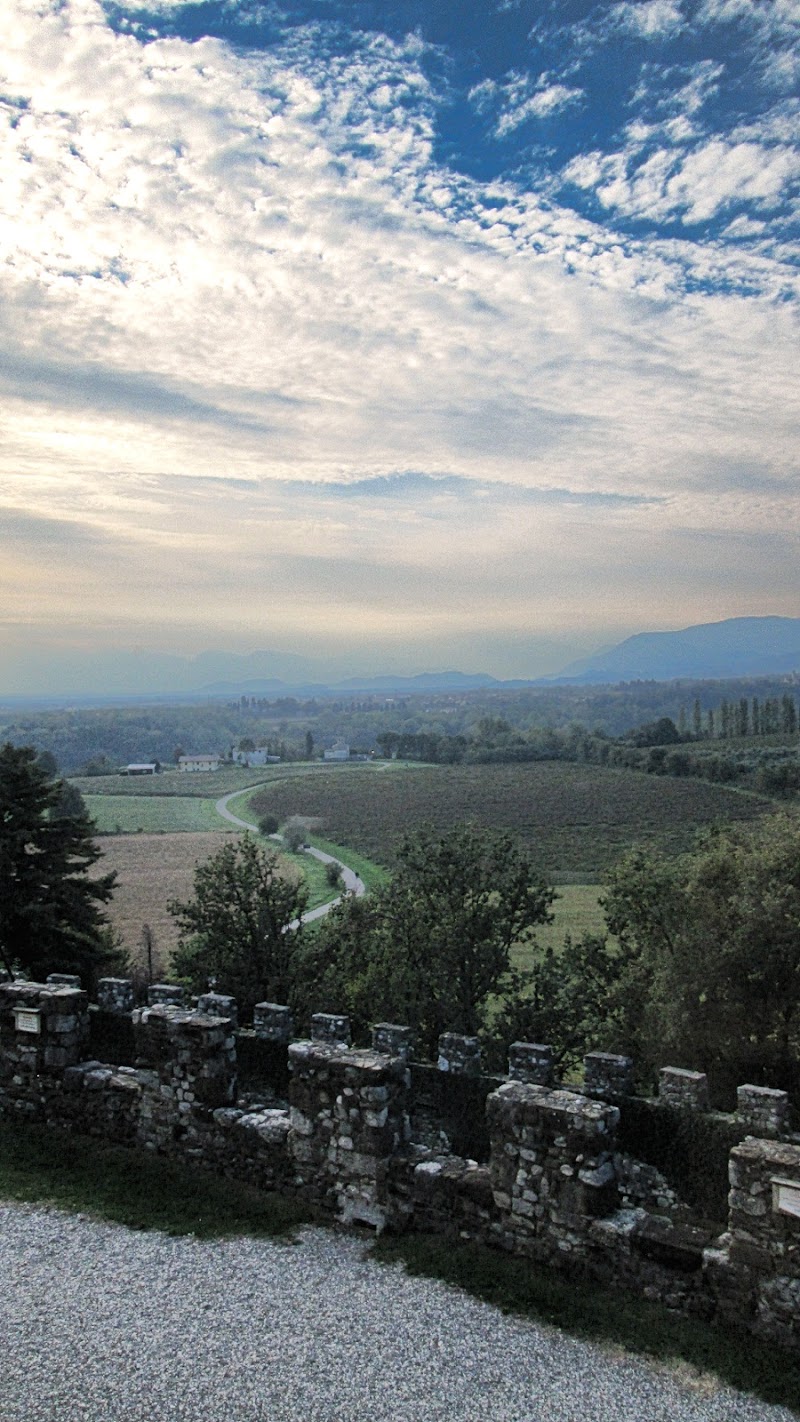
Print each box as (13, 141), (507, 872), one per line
(705, 1137), (800, 1347)
(288, 1039), (409, 1227)
(487, 1081), (619, 1261)
(1, 979), (800, 1348)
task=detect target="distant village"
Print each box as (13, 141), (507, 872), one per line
(121, 739), (357, 775)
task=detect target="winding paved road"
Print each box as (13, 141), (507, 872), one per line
(215, 787), (365, 924)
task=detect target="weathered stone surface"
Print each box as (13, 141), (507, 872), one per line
(0, 982), (90, 1079)
(310, 1013), (351, 1047)
(737, 1084), (789, 1138)
(288, 1040), (409, 1226)
(658, 1067), (709, 1111)
(372, 1024), (413, 1060)
(508, 1042), (554, 1086)
(631, 1216), (713, 1273)
(584, 1051), (634, 1100)
(147, 983), (186, 1008)
(2, 992), (800, 1348)
(253, 1002), (294, 1041)
(487, 1081), (620, 1257)
(438, 1033), (481, 1076)
(197, 993), (238, 1028)
(96, 978), (135, 1015)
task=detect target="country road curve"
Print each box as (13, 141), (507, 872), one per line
(215, 787), (366, 925)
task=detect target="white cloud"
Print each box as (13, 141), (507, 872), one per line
(495, 82), (584, 134)
(0, 0), (797, 663)
(565, 135), (799, 225)
(608, 1), (687, 38)
(470, 70), (583, 137)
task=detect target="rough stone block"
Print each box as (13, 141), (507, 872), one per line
(508, 1042), (554, 1086)
(46, 973), (82, 989)
(372, 1023), (413, 1060)
(584, 1051), (634, 1099)
(311, 1013), (351, 1047)
(197, 992), (238, 1028)
(147, 983), (186, 1008)
(737, 1084), (789, 1138)
(97, 978), (135, 1014)
(658, 1066), (709, 1111)
(438, 1033), (481, 1076)
(253, 1002), (294, 1041)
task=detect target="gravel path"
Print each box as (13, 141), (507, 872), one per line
(1, 1203), (795, 1422)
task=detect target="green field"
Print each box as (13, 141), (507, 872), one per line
(535, 883), (606, 950)
(85, 794), (226, 834)
(246, 761), (778, 876)
(71, 764), (338, 799)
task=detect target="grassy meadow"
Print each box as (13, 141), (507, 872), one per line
(85, 793), (225, 834)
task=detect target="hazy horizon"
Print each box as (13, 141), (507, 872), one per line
(1, 0), (797, 678)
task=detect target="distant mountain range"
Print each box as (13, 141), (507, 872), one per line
(201, 670), (510, 696)
(194, 617), (800, 691)
(2, 617), (799, 705)
(554, 616), (800, 684)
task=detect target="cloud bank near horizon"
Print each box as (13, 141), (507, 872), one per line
(0, 0), (797, 685)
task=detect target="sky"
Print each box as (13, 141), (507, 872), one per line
(1, 0), (798, 690)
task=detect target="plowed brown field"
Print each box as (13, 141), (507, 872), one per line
(94, 832), (300, 968)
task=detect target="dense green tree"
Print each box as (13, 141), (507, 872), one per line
(629, 716), (681, 748)
(169, 835), (308, 1016)
(489, 931), (626, 1076)
(307, 824), (554, 1057)
(0, 743), (121, 987)
(602, 816), (800, 1097)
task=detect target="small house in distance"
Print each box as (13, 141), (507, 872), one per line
(178, 754), (221, 772)
(231, 748), (281, 768)
(122, 763), (158, 776)
(323, 741), (350, 762)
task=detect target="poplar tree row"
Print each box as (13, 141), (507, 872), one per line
(680, 693), (798, 740)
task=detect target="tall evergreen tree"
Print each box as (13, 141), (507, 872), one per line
(0, 743), (120, 987)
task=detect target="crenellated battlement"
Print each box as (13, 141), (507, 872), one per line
(2, 976), (799, 1351)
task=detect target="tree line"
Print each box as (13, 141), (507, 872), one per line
(3, 676), (799, 774)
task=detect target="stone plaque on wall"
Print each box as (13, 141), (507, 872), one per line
(14, 1007), (42, 1035)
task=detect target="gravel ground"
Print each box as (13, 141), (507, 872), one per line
(0, 1203), (796, 1422)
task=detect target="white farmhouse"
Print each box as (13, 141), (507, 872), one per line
(178, 754), (221, 772)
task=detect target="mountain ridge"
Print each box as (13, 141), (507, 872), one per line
(553, 616), (800, 684)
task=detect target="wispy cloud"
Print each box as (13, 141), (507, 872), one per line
(607, 1), (687, 39)
(470, 71), (584, 138)
(0, 0), (797, 680)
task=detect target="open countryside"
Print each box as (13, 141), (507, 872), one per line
(80, 757), (784, 968)
(243, 761), (778, 876)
